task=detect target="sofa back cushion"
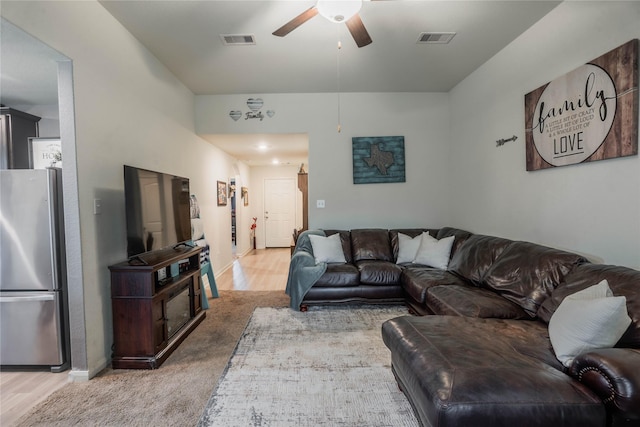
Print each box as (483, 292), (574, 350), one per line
(482, 241), (587, 317)
(324, 230), (353, 263)
(350, 229), (393, 262)
(538, 263), (640, 348)
(435, 227), (473, 258)
(448, 234), (513, 286)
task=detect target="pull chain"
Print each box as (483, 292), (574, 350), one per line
(337, 39), (342, 133)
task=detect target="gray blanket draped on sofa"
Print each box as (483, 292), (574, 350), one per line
(285, 230), (327, 309)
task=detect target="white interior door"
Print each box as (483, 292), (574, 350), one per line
(264, 178), (296, 247)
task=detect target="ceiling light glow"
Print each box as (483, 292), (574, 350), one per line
(317, 0), (362, 23)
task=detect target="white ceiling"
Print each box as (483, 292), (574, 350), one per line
(1, 1), (561, 166)
(99, 0), (561, 94)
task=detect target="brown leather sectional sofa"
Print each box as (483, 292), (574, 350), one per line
(286, 228), (640, 427)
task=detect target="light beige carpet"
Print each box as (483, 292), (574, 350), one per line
(15, 291), (289, 427)
(198, 306), (419, 426)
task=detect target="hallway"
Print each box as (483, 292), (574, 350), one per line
(213, 247), (291, 292)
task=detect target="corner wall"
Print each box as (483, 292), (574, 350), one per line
(449, 1), (640, 268)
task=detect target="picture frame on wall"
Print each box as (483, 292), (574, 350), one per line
(29, 137), (62, 169)
(242, 186), (249, 206)
(524, 39), (638, 171)
(217, 181), (227, 206)
(352, 136), (406, 184)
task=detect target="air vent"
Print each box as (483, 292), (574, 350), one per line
(221, 34), (256, 46)
(417, 32), (456, 44)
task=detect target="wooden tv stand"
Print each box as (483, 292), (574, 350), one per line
(109, 245), (205, 369)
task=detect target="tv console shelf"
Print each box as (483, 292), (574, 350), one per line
(109, 245), (205, 369)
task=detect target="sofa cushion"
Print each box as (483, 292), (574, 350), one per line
(395, 232), (426, 264)
(435, 227), (472, 258)
(314, 263), (360, 287)
(390, 228), (438, 262)
(324, 230), (353, 263)
(401, 268), (467, 304)
(549, 280), (631, 367)
(426, 284), (530, 319)
(308, 233), (346, 263)
(350, 229), (393, 262)
(482, 241), (587, 317)
(414, 234), (455, 270)
(356, 260), (403, 285)
(538, 263), (640, 348)
(448, 234), (513, 286)
(382, 315), (605, 427)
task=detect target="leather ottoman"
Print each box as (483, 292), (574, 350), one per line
(381, 315), (605, 427)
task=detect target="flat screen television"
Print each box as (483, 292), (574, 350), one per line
(124, 165), (192, 258)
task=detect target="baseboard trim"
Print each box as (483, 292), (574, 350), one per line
(67, 369), (89, 382)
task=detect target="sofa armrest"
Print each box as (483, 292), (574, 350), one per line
(569, 348), (640, 421)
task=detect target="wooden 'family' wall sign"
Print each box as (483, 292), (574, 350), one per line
(525, 39), (638, 171)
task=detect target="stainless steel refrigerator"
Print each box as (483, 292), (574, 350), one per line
(0, 168), (69, 372)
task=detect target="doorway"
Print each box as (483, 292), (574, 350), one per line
(264, 178), (296, 247)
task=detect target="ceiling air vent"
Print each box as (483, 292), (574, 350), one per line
(221, 34), (256, 46)
(417, 32), (456, 44)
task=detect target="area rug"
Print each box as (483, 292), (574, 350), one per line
(198, 306), (419, 426)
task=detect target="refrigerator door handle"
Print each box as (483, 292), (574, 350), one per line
(0, 294), (55, 303)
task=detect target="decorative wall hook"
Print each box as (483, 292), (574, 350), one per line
(496, 135), (518, 147)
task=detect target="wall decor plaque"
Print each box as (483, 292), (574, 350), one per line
(352, 136), (405, 184)
(525, 39), (638, 171)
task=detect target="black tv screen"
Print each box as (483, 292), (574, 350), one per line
(124, 165), (191, 258)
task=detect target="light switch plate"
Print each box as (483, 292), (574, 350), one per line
(93, 198), (102, 215)
(316, 200), (325, 208)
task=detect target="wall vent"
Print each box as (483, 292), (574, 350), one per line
(417, 32), (456, 44)
(221, 34), (256, 45)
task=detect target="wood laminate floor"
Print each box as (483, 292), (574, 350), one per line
(0, 247), (290, 426)
(213, 248), (290, 292)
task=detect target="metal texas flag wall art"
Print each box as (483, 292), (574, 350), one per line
(352, 136), (406, 184)
(524, 39), (638, 171)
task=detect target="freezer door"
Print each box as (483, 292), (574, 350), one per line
(0, 291), (64, 366)
(0, 169), (62, 291)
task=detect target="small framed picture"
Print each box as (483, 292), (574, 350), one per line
(29, 137), (62, 169)
(242, 187), (249, 206)
(217, 181), (227, 206)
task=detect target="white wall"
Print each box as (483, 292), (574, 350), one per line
(449, 1), (640, 268)
(196, 92), (451, 230)
(2, 1), (243, 378)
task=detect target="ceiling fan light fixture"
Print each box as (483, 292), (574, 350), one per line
(317, 0), (362, 23)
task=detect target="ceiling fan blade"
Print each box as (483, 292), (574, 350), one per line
(345, 13), (372, 48)
(272, 6), (319, 37)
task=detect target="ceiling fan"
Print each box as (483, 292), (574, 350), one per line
(272, 0), (372, 48)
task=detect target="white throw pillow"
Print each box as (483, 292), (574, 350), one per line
(549, 280), (631, 368)
(396, 232), (428, 264)
(308, 233), (347, 264)
(413, 234), (455, 270)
